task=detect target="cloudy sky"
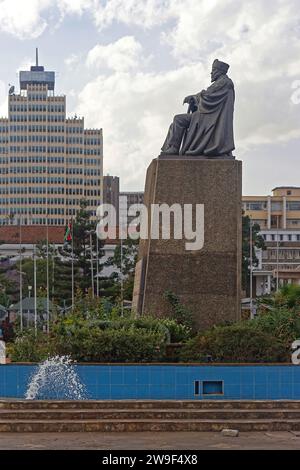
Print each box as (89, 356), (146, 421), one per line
(0, 0), (300, 195)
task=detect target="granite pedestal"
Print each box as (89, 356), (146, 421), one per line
(132, 156), (242, 330)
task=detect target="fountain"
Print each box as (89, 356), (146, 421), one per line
(25, 355), (87, 400)
(0, 340), (5, 364)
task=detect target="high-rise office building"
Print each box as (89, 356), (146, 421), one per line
(103, 175), (119, 212)
(0, 50), (103, 226)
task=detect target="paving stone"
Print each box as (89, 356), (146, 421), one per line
(221, 429), (239, 437)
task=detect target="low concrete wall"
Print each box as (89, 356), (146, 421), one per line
(0, 363), (299, 400)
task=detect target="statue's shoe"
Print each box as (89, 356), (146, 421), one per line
(160, 146), (179, 155)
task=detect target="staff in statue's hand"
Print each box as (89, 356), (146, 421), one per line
(183, 95), (198, 114)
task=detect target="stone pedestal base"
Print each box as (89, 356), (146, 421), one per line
(132, 156), (242, 331)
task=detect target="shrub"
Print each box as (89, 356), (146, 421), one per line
(164, 291), (195, 330)
(52, 327), (166, 362)
(9, 317), (171, 363)
(54, 315), (190, 345)
(9, 330), (55, 362)
(158, 318), (192, 343)
(261, 284), (300, 309)
(179, 323), (288, 363)
(117, 316), (191, 343)
(252, 308), (300, 347)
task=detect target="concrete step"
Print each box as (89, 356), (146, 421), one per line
(1, 400), (300, 410)
(2, 408), (300, 420)
(2, 400), (300, 432)
(2, 418), (300, 432)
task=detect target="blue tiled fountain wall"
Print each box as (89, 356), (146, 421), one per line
(1, 364), (300, 400)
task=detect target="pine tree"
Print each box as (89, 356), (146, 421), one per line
(59, 199), (105, 297)
(19, 242), (80, 307)
(105, 238), (139, 301)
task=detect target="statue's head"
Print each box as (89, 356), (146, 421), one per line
(211, 59), (230, 82)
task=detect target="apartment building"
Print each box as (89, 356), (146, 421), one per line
(243, 187), (300, 295)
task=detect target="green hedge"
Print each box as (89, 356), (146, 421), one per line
(179, 323), (288, 363)
(10, 315), (191, 363)
(56, 327), (166, 362)
(10, 300), (300, 364)
(10, 327), (167, 363)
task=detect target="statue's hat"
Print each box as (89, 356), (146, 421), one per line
(212, 59), (230, 74)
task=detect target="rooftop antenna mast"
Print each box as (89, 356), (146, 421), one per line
(36, 47), (38, 67)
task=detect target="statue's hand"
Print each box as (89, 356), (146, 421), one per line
(183, 95), (196, 105)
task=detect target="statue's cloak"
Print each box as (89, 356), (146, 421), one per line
(181, 75), (235, 156)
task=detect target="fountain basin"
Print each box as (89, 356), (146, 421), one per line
(0, 363), (299, 400)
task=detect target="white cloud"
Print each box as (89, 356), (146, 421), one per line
(160, 0), (300, 78)
(0, 0), (172, 39)
(0, 0), (95, 39)
(16, 57), (33, 73)
(76, 63), (207, 189)
(74, 0), (300, 190)
(0, 0), (52, 39)
(92, 0), (172, 30)
(2, 0), (300, 193)
(58, 0), (94, 16)
(86, 36), (144, 72)
(0, 80), (7, 117)
(64, 53), (81, 68)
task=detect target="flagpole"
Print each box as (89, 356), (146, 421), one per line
(46, 215), (50, 334)
(249, 217), (253, 319)
(52, 250), (55, 306)
(71, 218), (74, 309)
(96, 231), (99, 297)
(89, 231), (95, 298)
(19, 217), (23, 332)
(120, 235), (124, 317)
(34, 244), (37, 336)
(276, 215), (279, 291)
